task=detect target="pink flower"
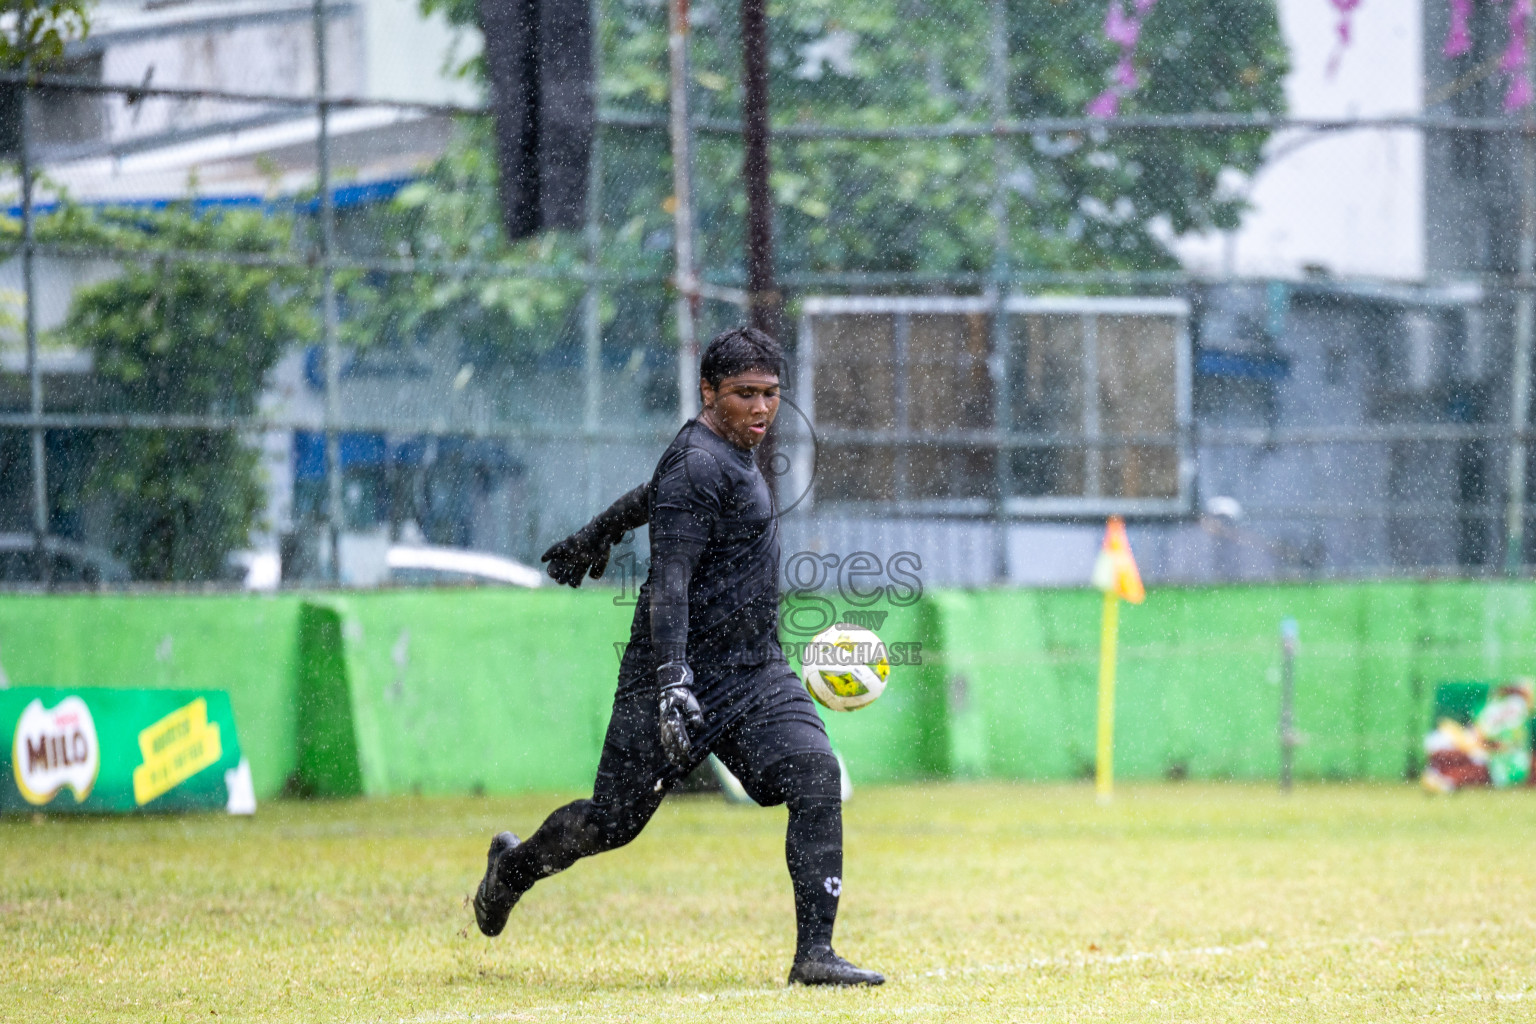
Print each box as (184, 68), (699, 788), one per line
(1326, 0), (1364, 76)
(1088, 0), (1158, 116)
(1503, 41), (1528, 74)
(1114, 56), (1139, 88)
(1444, 0), (1473, 58)
(1104, 2), (1140, 48)
(1506, 74), (1534, 111)
(1087, 89), (1121, 119)
(1505, 0), (1533, 72)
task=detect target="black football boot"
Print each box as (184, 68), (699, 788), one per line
(787, 945), (885, 986)
(473, 831), (523, 937)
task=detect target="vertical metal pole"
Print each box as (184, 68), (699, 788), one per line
(1083, 314), (1102, 497)
(313, 0), (343, 581)
(893, 314), (910, 501)
(583, 134), (603, 441)
(582, 44), (604, 512)
(740, 0), (786, 501)
(1505, 117), (1536, 575)
(740, 0), (783, 343)
(19, 52), (49, 587)
(987, 0), (1012, 580)
(667, 0), (701, 421)
(1279, 617), (1298, 792)
(794, 307), (816, 507)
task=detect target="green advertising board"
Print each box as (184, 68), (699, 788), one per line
(0, 687), (253, 815)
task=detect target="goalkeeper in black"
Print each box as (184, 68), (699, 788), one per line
(472, 326), (883, 987)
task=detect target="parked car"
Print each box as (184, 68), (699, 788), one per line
(384, 544), (544, 588)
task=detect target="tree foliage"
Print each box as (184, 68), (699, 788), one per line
(48, 206), (312, 582)
(1, 0), (91, 66)
(373, 0), (1287, 373)
(409, 0), (1286, 287)
(340, 119), (596, 364)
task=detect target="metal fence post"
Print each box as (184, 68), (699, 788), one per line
(988, 0), (1013, 581)
(1280, 617), (1298, 791)
(313, 0), (343, 582)
(582, 8), (604, 513)
(667, 0), (700, 422)
(18, 53), (49, 587)
(740, 0), (784, 345)
(1507, 107), (1536, 574)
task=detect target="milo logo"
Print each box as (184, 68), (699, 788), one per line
(12, 696), (100, 805)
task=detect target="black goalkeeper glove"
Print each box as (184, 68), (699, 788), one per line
(540, 483), (651, 588)
(540, 522), (615, 587)
(656, 661), (704, 769)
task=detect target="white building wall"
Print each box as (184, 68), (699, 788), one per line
(359, 0), (481, 105)
(1174, 0), (1424, 282)
(77, 0), (476, 145)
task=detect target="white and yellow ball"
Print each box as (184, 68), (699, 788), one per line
(801, 623), (889, 712)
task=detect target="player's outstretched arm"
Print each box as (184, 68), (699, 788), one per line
(540, 482), (651, 587)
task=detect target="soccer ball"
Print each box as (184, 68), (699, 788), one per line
(801, 623), (889, 712)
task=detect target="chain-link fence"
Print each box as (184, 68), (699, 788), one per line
(3, 0), (1535, 590)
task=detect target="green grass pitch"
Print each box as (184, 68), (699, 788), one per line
(5, 781), (1535, 1022)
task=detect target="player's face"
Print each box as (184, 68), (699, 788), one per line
(699, 370), (781, 450)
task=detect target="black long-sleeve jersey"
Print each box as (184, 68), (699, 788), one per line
(617, 419), (784, 713)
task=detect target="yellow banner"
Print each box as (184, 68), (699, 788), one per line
(132, 697), (222, 806)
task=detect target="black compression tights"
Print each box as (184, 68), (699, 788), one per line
(499, 751), (844, 956)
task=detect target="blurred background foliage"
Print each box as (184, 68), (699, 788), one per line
(0, 0), (92, 67)
(27, 203), (311, 580)
(409, 0), (1287, 290)
(14, 0), (1286, 580)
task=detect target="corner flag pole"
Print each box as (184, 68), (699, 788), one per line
(1095, 589), (1120, 803)
(1091, 516), (1144, 804)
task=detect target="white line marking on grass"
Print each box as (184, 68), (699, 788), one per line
(917, 940), (1268, 980)
(397, 1008), (559, 1023)
(912, 920), (1524, 983)
(1449, 990), (1534, 1004)
(380, 921), (1530, 1024)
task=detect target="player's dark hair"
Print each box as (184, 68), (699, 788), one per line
(699, 326), (784, 389)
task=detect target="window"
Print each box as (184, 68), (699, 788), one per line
(794, 296), (1191, 517)
(0, 55), (104, 158)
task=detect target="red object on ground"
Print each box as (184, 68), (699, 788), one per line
(1427, 751), (1491, 789)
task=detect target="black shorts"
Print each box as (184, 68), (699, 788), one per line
(594, 659), (832, 813)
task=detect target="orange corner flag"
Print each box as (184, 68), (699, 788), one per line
(1091, 516), (1145, 604)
